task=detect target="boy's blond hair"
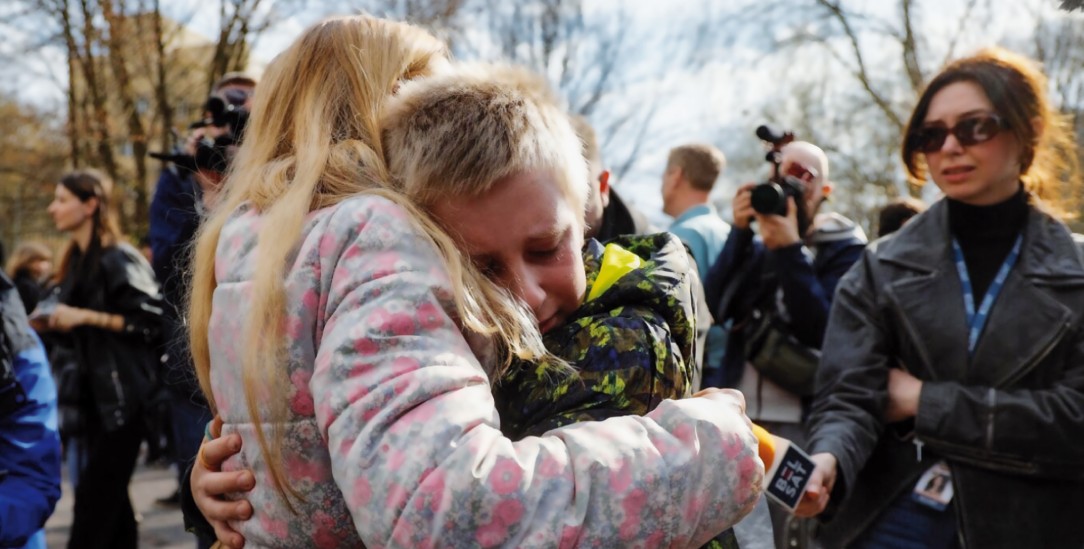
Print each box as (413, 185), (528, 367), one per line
(383, 64), (589, 215)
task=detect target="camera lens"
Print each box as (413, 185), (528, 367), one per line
(751, 182), (787, 215)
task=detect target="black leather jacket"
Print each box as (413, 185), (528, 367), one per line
(807, 198), (1084, 548)
(59, 243), (164, 433)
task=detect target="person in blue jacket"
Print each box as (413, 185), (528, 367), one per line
(0, 270), (62, 549)
(702, 140), (865, 549)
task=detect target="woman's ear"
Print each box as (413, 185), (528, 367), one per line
(1030, 116), (1044, 142)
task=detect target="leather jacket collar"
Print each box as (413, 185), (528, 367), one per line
(877, 197), (1084, 282)
(872, 197), (1084, 387)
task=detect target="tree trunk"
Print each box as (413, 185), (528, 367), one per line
(101, 0), (150, 233)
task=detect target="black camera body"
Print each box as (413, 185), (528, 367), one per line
(751, 175), (806, 216)
(747, 124), (812, 233)
(150, 95), (249, 175)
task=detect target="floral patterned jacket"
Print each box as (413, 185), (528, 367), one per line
(209, 195), (762, 548)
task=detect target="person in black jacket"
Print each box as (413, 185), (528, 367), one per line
(797, 47), (1084, 549)
(35, 169), (163, 549)
(702, 140), (866, 549)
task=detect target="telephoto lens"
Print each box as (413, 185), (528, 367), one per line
(750, 182), (788, 215)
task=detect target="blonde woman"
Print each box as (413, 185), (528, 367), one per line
(187, 15), (759, 548)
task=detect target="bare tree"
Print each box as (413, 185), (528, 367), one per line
(462, 0), (735, 183)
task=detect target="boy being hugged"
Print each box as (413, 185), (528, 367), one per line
(382, 64), (701, 440)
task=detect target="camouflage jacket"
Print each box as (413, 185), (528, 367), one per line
(494, 233), (700, 440)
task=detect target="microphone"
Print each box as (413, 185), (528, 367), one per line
(751, 423), (815, 512)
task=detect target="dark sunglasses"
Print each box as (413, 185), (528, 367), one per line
(909, 114), (1007, 154)
(783, 162), (818, 182)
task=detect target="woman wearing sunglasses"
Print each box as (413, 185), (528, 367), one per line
(794, 47), (1084, 549)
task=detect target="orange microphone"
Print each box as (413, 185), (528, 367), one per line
(751, 423), (815, 512)
(751, 423), (776, 466)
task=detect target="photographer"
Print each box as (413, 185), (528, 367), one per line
(146, 72), (254, 529)
(702, 138), (865, 549)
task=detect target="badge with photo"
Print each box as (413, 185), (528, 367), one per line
(912, 461), (954, 511)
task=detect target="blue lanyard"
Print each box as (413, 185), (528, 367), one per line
(952, 234), (1023, 354)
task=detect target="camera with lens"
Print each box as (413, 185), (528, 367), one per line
(150, 94), (249, 175)
(749, 125), (801, 216)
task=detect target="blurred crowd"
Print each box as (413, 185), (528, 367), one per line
(1, 14), (1082, 549)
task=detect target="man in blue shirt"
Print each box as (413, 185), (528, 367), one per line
(661, 143), (731, 278)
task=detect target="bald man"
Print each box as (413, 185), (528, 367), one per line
(700, 141), (867, 549)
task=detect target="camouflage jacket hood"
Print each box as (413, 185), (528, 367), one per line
(495, 232), (699, 440)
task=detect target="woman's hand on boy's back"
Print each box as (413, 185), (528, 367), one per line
(191, 428), (254, 548)
(692, 387), (748, 416)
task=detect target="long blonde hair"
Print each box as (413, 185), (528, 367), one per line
(187, 15), (548, 509)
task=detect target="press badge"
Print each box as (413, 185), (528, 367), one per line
(911, 461), (954, 510)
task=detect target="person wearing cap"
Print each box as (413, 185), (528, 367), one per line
(702, 140), (866, 549)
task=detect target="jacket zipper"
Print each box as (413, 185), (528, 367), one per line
(111, 368), (127, 410)
(953, 463), (969, 549)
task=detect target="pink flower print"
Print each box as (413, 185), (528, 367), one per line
(259, 514), (288, 539)
(644, 530), (665, 547)
(673, 421), (695, 443)
(475, 518), (510, 548)
(354, 337), (380, 356)
(489, 457), (523, 496)
(386, 481), (410, 511)
(286, 456), (327, 484)
(493, 498), (524, 525)
(385, 312), (416, 336)
(416, 301), (443, 330)
(733, 453), (762, 505)
(312, 510), (335, 532)
(538, 455), (565, 478)
(365, 306), (391, 330)
(290, 390), (314, 416)
(313, 528), (339, 549)
(318, 233), (340, 258)
(369, 251), (401, 279)
(353, 476), (372, 506)
(289, 370), (315, 416)
(558, 525), (582, 549)
(390, 356), (420, 377)
(385, 447), (408, 471)
(413, 468), (447, 513)
(723, 433), (746, 460)
(346, 381), (370, 406)
(301, 288), (319, 312)
(618, 488), (647, 540)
